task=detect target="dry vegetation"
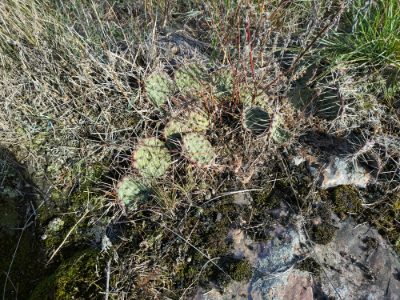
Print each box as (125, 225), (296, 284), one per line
(1, 0), (400, 299)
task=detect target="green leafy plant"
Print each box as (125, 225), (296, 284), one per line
(182, 133), (215, 167)
(131, 138), (171, 178)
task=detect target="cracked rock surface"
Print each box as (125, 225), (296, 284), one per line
(191, 202), (400, 300)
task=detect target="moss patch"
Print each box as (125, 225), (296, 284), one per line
(29, 248), (106, 300)
(307, 223), (337, 245)
(252, 191), (279, 210)
(296, 257), (322, 276)
(0, 231), (57, 300)
(227, 258), (253, 282)
(155, 196), (248, 298)
(332, 185), (362, 216)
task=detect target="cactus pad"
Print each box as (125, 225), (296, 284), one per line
(182, 133), (215, 167)
(186, 111), (210, 131)
(240, 87), (270, 108)
(132, 138), (171, 178)
(116, 176), (151, 210)
(273, 129), (291, 143)
(242, 106), (270, 133)
(211, 70), (234, 99)
(268, 113), (281, 137)
(164, 119), (187, 150)
(175, 63), (208, 94)
(145, 71), (175, 106)
(164, 111), (210, 149)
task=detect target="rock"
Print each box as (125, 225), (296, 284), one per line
(190, 201), (314, 300)
(47, 217), (64, 232)
(191, 204), (400, 300)
(304, 155), (374, 189)
(314, 215), (400, 300)
(233, 192), (252, 206)
(292, 155), (305, 166)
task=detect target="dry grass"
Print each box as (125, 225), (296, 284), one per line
(1, 0), (400, 299)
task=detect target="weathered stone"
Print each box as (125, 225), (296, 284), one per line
(314, 215), (400, 300)
(304, 155), (374, 189)
(191, 203), (400, 300)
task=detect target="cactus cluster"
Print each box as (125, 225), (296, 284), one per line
(144, 65), (271, 110)
(116, 175), (151, 210)
(131, 137), (171, 178)
(182, 132), (216, 167)
(145, 70), (175, 106)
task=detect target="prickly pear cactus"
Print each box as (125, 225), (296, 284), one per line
(240, 87), (271, 108)
(242, 106), (287, 142)
(164, 111), (210, 149)
(175, 63), (208, 94)
(242, 106), (270, 133)
(187, 111), (210, 131)
(116, 176), (151, 210)
(211, 70), (234, 99)
(182, 133), (215, 167)
(273, 129), (291, 144)
(132, 138), (171, 178)
(268, 112), (281, 136)
(145, 70), (175, 106)
(164, 119), (187, 150)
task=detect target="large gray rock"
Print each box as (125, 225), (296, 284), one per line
(315, 214), (400, 300)
(191, 203), (400, 300)
(293, 154), (374, 189)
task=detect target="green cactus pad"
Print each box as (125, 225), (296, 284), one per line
(268, 113), (281, 136)
(182, 133), (215, 167)
(116, 176), (151, 210)
(164, 119), (187, 150)
(164, 111), (210, 149)
(242, 106), (271, 133)
(273, 129), (291, 143)
(175, 63), (208, 94)
(145, 71), (175, 106)
(186, 111), (210, 131)
(240, 87), (270, 108)
(132, 138), (171, 178)
(211, 70), (235, 98)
